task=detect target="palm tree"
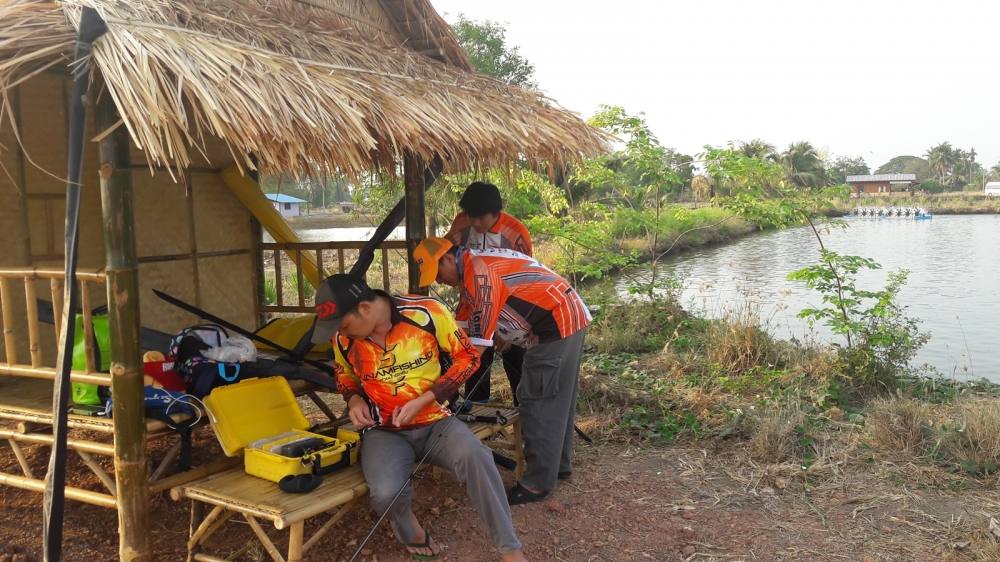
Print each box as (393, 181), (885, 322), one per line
(779, 141), (826, 188)
(738, 139), (776, 161)
(925, 142), (956, 185)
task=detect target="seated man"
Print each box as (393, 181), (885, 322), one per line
(413, 238), (590, 505)
(443, 181), (532, 404)
(311, 274), (526, 561)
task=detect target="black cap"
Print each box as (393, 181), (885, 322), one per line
(311, 274), (375, 344)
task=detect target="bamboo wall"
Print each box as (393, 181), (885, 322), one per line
(0, 71), (258, 365)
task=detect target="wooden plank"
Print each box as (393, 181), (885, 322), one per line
(336, 248), (345, 274)
(23, 278), (40, 367)
(315, 249), (324, 280)
(0, 277), (18, 364)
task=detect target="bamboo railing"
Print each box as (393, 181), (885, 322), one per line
(260, 240), (408, 314)
(0, 267), (111, 385)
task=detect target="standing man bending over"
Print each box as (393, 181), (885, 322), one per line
(311, 274), (526, 561)
(444, 181), (532, 404)
(413, 238), (591, 505)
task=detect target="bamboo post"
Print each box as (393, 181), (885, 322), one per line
(315, 249), (324, 280)
(23, 278), (41, 367)
(250, 218), (265, 327)
(97, 92), (150, 561)
(287, 521), (304, 562)
(403, 153), (427, 294)
(274, 249), (284, 306)
(8, 438), (35, 478)
(80, 280), (96, 372)
(294, 250), (304, 307)
(50, 278), (65, 343)
(0, 277), (18, 364)
(337, 248), (344, 273)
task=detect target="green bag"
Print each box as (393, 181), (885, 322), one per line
(71, 314), (111, 406)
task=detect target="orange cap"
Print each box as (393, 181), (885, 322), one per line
(412, 237), (454, 287)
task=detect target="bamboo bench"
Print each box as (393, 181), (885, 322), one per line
(0, 375), (339, 507)
(171, 404), (523, 562)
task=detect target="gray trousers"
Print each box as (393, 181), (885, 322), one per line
(517, 327), (588, 492)
(360, 417), (522, 553)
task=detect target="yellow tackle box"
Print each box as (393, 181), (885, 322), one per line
(203, 376), (359, 482)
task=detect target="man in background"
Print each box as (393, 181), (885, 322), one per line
(444, 181), (531, 404)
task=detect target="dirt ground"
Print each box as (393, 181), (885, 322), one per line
(2, 427), (1000, 562)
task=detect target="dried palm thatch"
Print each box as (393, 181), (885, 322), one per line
(0, 0), (608, 178)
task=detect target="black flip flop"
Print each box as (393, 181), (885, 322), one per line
(506, 482), (548, 505)
(279, 473), (322, 494)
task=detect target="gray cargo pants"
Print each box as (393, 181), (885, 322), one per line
(360, 416), (522, 553)
(517, 327), (588, 492)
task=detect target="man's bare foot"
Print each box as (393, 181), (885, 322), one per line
(501, 548), (527, 562)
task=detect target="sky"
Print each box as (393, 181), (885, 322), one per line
(431, 0), (1000, 171)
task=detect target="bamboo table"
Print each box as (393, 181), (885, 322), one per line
(172, 404), (522, 562)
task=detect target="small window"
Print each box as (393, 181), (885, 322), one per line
(283, 202), (292, 210)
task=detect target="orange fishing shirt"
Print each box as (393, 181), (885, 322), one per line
(450, 211), (533, 256)
(332, 295), (479, 429)
(456, 248), (591, 349)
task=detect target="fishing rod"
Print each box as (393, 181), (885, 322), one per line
(152, 289), (334, 376)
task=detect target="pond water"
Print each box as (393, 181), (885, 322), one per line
(614, 214), (1000, 381)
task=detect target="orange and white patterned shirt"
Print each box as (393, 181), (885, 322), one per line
(456, 248), (591, 349)
(332, 295), (479, 429)
(450, 211), (532, 256)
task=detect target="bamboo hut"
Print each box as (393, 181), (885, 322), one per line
(0, 0), (606, 559)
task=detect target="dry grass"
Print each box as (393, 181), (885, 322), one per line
(866, 397), (934, 454)
(0, 0), (608, 179)
(704, 308), (778, 376)
(944, 400), (1000, 478)
(746, 403), (807, 463)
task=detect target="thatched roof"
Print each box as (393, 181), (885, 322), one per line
(0, 0), (607, 177)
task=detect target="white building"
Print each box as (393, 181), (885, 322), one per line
(265, 193), (308, 217)
(985, 182), (1000, 197)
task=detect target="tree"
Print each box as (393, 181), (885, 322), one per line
(452, 15), (536, 88)
(875, 155), (929, 179)
(737, 139), (776, 161)
(826, 155), (870, 185)
(925, 142), (957, 185)
(779, 141), (827, 189)
(990, 162), (1000, 182)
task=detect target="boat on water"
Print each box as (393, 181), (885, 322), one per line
(846, 206), (933, 219)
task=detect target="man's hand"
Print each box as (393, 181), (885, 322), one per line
(347, 395), (376, 428)
(392, 392), (437, 428)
